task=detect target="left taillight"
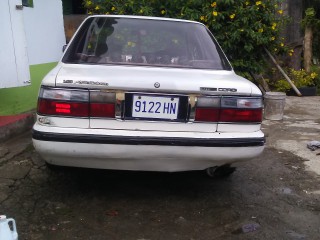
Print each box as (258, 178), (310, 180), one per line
(89, 91), (115, 118)
(37, 87), (115, 118)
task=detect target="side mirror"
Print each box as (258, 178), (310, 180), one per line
(62, 44), (67, 52)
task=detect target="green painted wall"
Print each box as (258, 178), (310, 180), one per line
(0, 62), (57, 116)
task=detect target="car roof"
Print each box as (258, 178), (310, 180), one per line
(88, 14), (204, 25)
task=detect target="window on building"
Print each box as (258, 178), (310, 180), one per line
(22, 0), (34, 8)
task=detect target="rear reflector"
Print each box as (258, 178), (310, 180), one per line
(195, 108), (219, 122)
(90, 103), (115, 118)
(219, 109), (263, 122)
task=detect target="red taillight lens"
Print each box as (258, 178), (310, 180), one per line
(90, 103), (115, 118)
(194, 96), (263, 123)
(195, 108), (219, 122)
(89, 91), (115, 118)
(220, 109), (262, 122)
(38, 99), (89, 117)
(194, 96), (220, 122)
(55, 103), (71, 113)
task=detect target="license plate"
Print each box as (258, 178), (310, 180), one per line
(132, 95), (179, 119)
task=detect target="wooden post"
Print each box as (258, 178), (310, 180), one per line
(304, 26), (313, 73)
(264, 48), (302, 96)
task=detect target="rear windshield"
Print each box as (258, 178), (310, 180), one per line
(62, 17), (232, 70)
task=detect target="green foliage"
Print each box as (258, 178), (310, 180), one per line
(22, 0), (34, 7)
(310, 65), (320, 91)
(302, 7), (320, 29)
(274, 68), (318, 92)
(302, 7), (320, 59)
(83, 0), (288, 74)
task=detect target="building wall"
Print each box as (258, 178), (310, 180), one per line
(0, 63), (57, 115)
(23, 0), (66, 65)
(0, 0), (30, 89)
(0, 0), (65, 115)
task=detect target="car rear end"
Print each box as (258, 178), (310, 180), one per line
(32, 15), (265, 172)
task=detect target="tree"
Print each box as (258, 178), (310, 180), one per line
(302, 0), (320, 72)
(83, 0), (288, 74)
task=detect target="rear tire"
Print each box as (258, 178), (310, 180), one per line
(205, 165), (236, 178)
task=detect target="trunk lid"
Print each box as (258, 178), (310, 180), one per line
(56, 64), (255, 95)
(55, 64), (260, 133)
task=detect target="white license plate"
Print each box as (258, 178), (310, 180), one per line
(132, 95), (179, 119)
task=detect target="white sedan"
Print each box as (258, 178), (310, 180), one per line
(32, 15), (265, 176)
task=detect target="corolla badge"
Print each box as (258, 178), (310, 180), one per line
(200, 87), (237, 92)
(154, 82), (160, 88)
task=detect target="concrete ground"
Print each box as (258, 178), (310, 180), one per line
(264, 96), (320, 178)
(0, 96), (320, 239)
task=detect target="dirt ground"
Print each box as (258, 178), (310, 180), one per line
(1, 96), (320, 240)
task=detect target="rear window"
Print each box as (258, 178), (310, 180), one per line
(62, 17), (232, 70)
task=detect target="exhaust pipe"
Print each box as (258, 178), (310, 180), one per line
(206, 165), (236, 178)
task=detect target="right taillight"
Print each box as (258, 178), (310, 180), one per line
(220, 97), (263, 122)
(194, 96), (262, 123)
(194, 97), (220, 122)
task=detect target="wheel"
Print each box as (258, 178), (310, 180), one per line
(205, 165), (236, 178)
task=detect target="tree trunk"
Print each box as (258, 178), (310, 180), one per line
(304, 26), (313, 73)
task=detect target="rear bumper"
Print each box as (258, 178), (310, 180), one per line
(32, 130), (265, 147)
(32, 125), (265, 172)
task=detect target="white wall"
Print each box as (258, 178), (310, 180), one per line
(23, 0), (66, 65)
(0, 0), (30, 88)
